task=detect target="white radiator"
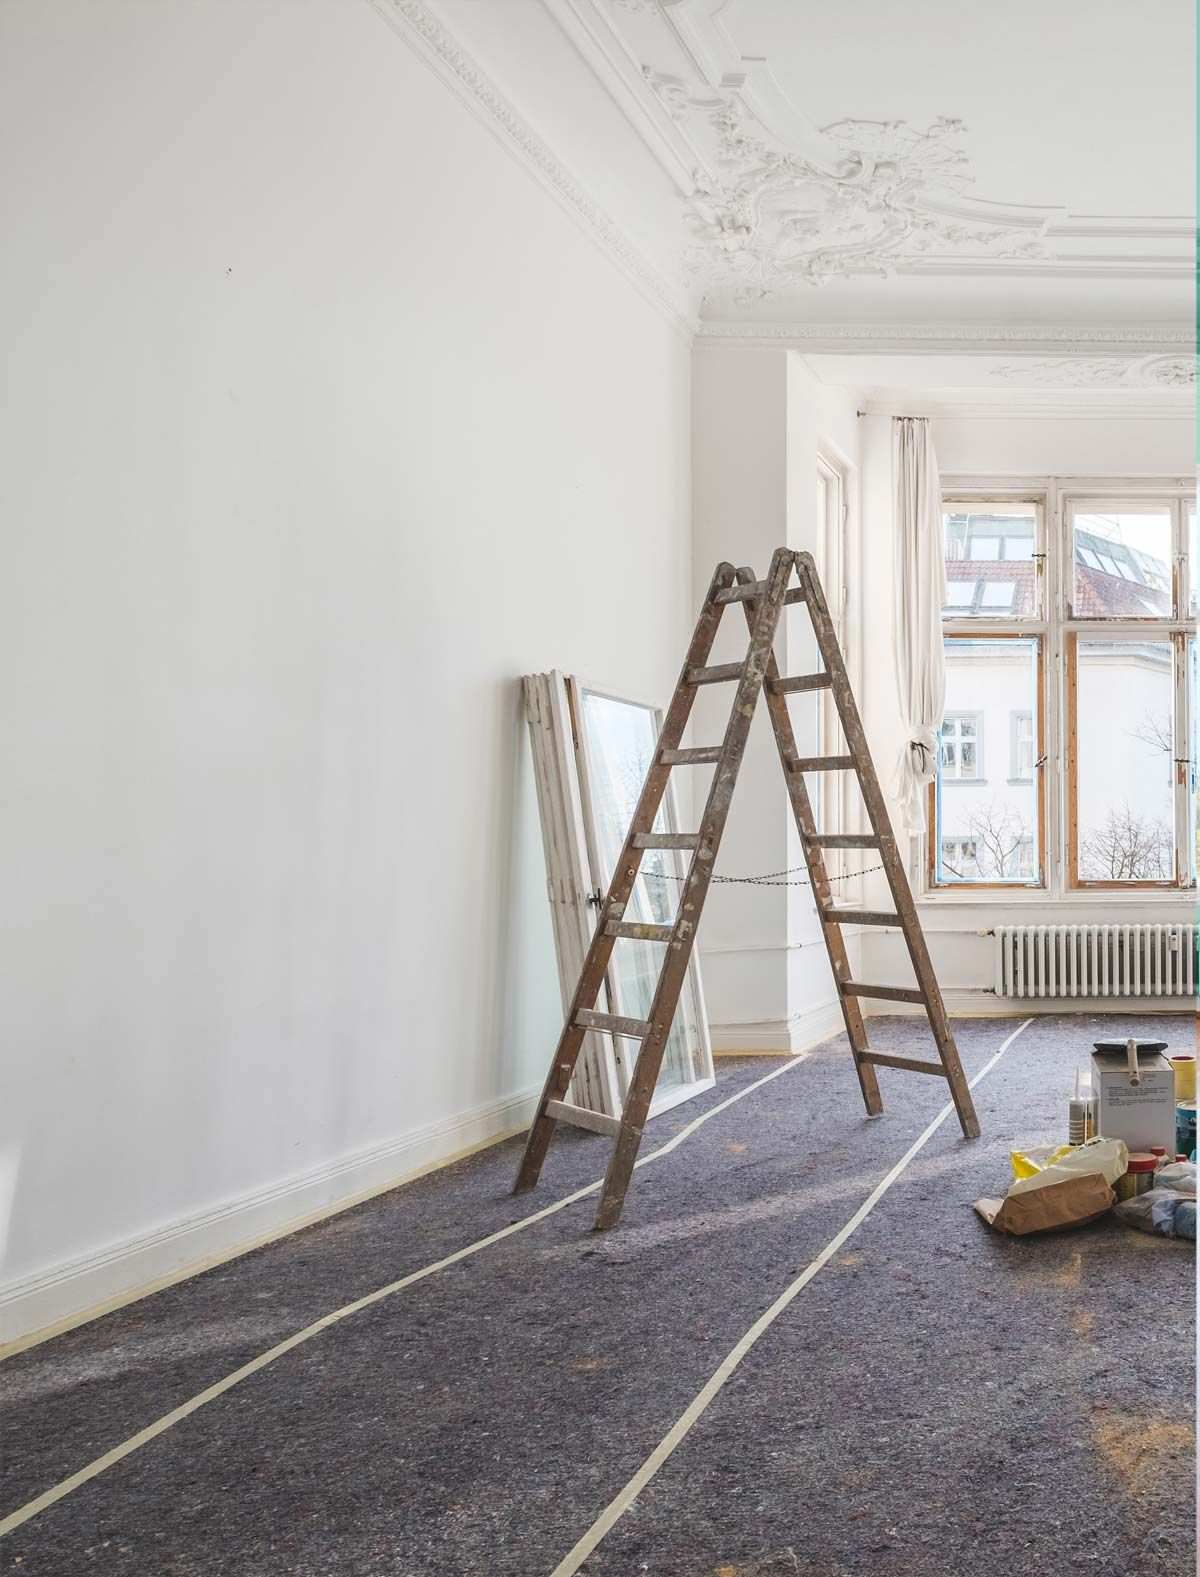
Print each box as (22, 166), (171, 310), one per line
(994, 925), (1198, 999)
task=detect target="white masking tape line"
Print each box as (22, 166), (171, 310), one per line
(0, 1053), (809, 1539)
(549, 1018), (1034, 1577)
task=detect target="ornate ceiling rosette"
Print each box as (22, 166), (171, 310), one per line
(645, 79), (1049, 296)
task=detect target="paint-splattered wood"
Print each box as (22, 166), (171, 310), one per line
(795, 550), (979, 1139)
(592, 548), (797, 1231)
(512, 559), (737, 1195)
(732, 564), (880, 1118)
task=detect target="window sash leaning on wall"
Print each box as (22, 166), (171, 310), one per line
(927, 476), (1196, 898)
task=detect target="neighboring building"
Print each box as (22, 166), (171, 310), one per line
(937, 511), (1178, 884)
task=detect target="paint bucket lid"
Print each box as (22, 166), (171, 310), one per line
(1178, 1100), (1198, 1114)
(1127, 1153), (1158, 1173)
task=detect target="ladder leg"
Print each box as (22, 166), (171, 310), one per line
(734, 564), (882, 1117)
(593, 548), (796, 1229)
(795, 554), (979, 1139)
(514, 560), (738, 1196)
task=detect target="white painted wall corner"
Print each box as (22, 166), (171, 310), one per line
(0, 1085), (540, 1354)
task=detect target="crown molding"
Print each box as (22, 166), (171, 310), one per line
(694, 322), (1195, 356)
(549, 0), (1194, 296)
(367, 0), (696, 336)
(860, 390), (1193, 421)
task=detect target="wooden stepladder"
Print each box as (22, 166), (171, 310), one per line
(515, 548), (979, 1229)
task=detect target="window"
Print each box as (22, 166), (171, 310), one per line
(942, 503), (1038, 619)
(939, 713), (982, 780)
(932, 483), (1196, 895)
(1010, 711), (1035, 781)
(931, 639), (1042, 887)
(522, 673), (715, 1119)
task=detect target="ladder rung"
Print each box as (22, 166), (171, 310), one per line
(787, 755), (856, 773)
(840, 982), (926, 1004)
(545, 1099), (624, 1137)
(822, 909), (901, 927)
(633, 832), (699, 849)
(858, 1052), (949, 1078)
(688, 663), (744, 685)
(768, 673), (832, 695)
(661, 746), (723, 766)
(575, 1008), (652, 1038)
(605, 921), (673, 942)
(808, 833), (881, 849)
(784, 588), (806, 604)
(713, 581), (768, 603)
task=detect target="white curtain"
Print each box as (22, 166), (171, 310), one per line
(892, 417), (946, 833)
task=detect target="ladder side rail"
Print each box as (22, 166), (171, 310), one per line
(513, 560), (739, 1194)
(794, 553), (980, 1138)
(733, 561), (882, 1118)
(592, 549), (795, 1229)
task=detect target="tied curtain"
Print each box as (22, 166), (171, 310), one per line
(892, 417), (946, 833)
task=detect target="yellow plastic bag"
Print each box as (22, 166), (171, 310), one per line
(1011, 1143), (1074, 1180)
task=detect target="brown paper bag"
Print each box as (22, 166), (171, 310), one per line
(974, 1170), (1116, 1236)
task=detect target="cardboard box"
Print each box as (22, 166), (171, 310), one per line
(1091, 1049), (1176, 1154)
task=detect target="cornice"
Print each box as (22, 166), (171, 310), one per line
(860, 391), (1193, 421)
(367, 0), (696, 336)
(694, 322), (1195, 356)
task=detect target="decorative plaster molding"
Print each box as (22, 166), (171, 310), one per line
(581, 0), (1194, 296)
(671, 97), (1049, 290)
(368, 0), (695, 335)
(695, 321), (1194, 356)
(990, 354), (1196, 389)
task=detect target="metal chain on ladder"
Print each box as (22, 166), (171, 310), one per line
(640, 864), (886, 888)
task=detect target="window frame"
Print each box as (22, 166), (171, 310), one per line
(925, 475), (1195, 901)
(939, 710), (984, 782)
(926, 630), (1046, 892)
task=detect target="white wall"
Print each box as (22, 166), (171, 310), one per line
(0, 0), (692, 1340)
(691, 349), (863, 1050)
(858, 406), (1195, 1010)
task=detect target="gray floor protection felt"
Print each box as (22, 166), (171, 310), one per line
(1, 1014), (1194, 1577)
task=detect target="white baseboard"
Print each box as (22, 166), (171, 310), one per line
(866, 989), (1195, 1018)
(710, 998), (845, 1055)
(0, 1083), (541, 1354)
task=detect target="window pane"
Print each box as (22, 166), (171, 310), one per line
(1072, 509), (1172, 617)
(578, 690), (703, 1091)
(942, 504), (1037, 618)
(1074, 640), (1175, 882)
(934, 639), (1040, 884)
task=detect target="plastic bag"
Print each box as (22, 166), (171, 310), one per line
(1011, 1144), (1074, 1180)
(1114, 1188), (1196, 1241)
(1153, 1161), (1196, 1197)
(1006, 1136), (1128, 1198)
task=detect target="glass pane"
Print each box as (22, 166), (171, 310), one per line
(578, 690), (704, 1094)
(934, 639), (1040, 884)
(942, 504), (1037, 618)
(1075, 640), (1175, 882)
(1072, 509), (1172, 617)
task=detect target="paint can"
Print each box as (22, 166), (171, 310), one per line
(1169, 1054), (1197, 1102)
(1176, 1101), (1197, 1160)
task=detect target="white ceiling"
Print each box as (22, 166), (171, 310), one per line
(422, 0), (1195, 364)
(733, 0), (1194, 216)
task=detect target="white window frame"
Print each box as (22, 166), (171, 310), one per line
(925, 475), (1196, 903)
(1010, 710), (1035, 782)
(523, 670), (716, 1120)
(939, 710), (984, 782)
